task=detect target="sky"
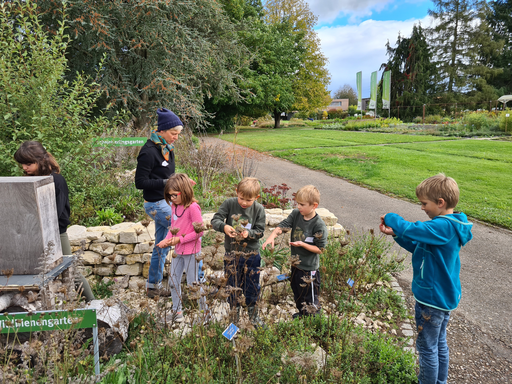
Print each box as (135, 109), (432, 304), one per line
(306, 0), (434, 97)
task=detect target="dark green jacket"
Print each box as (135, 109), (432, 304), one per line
(211, 197), (266, 253)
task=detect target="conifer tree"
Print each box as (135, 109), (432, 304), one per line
(381, 25), (435, 121)
(487, 0), (512, 95)
(428, 0), (503, 106)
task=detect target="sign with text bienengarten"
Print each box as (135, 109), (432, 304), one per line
(93, 138), (146, 147)
(0, 309), (100, 376)
(0, 309), (96, 333)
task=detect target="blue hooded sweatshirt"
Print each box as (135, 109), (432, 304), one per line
(384, 212), (473, 311)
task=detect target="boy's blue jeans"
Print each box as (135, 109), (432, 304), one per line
(144, 200), (172, 289)
(224, 252), (261, 307)
(415, 301), (451, 384)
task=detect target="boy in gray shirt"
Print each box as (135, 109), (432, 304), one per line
(211, 177), (266, 326)
(263, 185), (328, 318)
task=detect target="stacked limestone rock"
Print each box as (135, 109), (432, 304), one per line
(68, 208), (344, 288)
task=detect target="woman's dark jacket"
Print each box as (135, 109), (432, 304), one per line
(134, 140), (175, 202)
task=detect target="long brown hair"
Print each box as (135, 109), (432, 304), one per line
(14, 141), (60, 176)
(164, 173), (197, 208)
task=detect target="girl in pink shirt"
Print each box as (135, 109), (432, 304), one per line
(157, 173), (206, 322)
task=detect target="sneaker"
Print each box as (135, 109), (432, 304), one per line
(173, 311), (184, 322)
(166, 311), (184, 323)
(147, 287), (171, 298)
(292, 312), (303, 319)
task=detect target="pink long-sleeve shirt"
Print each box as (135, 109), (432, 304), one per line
(164, 202), (203, 255)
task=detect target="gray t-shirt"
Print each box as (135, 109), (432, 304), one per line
(279, 209), (328, 271)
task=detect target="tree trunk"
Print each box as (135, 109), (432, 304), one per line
(273, 109), (281, 128)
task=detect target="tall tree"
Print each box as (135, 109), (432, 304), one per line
(264, 0), (331, 113)
(240, 20), (307, 128)
(428, 0), (503, 106)
(487, 0), (512, 95)
(333, 84), (358, 105)
(381, 25), (436, 121)
(37, 0), (247, 131)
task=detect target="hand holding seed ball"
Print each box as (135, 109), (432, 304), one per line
(224, 225), (237, 238)
(157, 237), (180, 248)
(379, 215), (395, 236)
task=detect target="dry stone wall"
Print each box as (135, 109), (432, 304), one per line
(68, 208), (344, 288)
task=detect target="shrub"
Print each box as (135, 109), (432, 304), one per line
(90, 208), (124, 227)
(322, 230), (405, 299)
(348, 105), (358, 116)
(320, 118), (403, 131)
(0, 0), (117, 175)
(259, 183), (294, 209)
(70, 170), (145, 226)
(461, 111), (498, 131)
(424, 114), (443, 124)
(327, 108), (349, 120)
(294, 110), (309, 119)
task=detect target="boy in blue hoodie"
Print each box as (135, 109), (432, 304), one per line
(380, 174), (473, 384)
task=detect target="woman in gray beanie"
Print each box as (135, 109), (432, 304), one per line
(135, 108), (183, 298)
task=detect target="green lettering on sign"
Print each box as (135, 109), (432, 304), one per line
(0, 309), (97, 333)
(93, 138), (146, 147)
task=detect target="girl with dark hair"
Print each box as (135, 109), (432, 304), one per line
(14, 141), (95, 302)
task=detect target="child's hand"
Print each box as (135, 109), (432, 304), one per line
(241, 230), (249, 238)
(379, 215), (395, 236)
(224, 225), (237, 238)
(157, 239), (171, 248)
(261, 239), (274, 250)
(289, 241), (304, 248)
(157, 237), (180, 248)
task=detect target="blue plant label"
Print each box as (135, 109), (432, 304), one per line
(347, 278), (354, 287)
(222, 323), (239, 341)
(276, 274), (289, 281)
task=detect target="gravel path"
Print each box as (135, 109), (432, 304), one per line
(206, 136), (512, 382)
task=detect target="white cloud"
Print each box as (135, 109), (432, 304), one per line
(317, 16), (433, 96)
(308, 0), (394, 24)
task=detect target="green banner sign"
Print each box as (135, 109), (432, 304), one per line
(0, 309), (97, 333)
(93, 138), (146, 147)
(382, 71), (391, 109)
(356, 71), (362, 110)
(369, 71), (377, 109)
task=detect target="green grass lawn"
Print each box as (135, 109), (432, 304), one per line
(225, 128), (458, 151)
(222, 128), (512, 229)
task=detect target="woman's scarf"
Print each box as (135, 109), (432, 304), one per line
(150, 130), (174, 161)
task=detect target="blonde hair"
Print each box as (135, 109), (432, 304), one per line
(416, 173), (459, 209)
(236, 177), (261, 198)
(295, 185), (320, 205)
(164, 173), (197, 208)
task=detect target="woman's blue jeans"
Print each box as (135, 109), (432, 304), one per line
(415, 301), (451, 384)
(144, 200), (172, 289)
